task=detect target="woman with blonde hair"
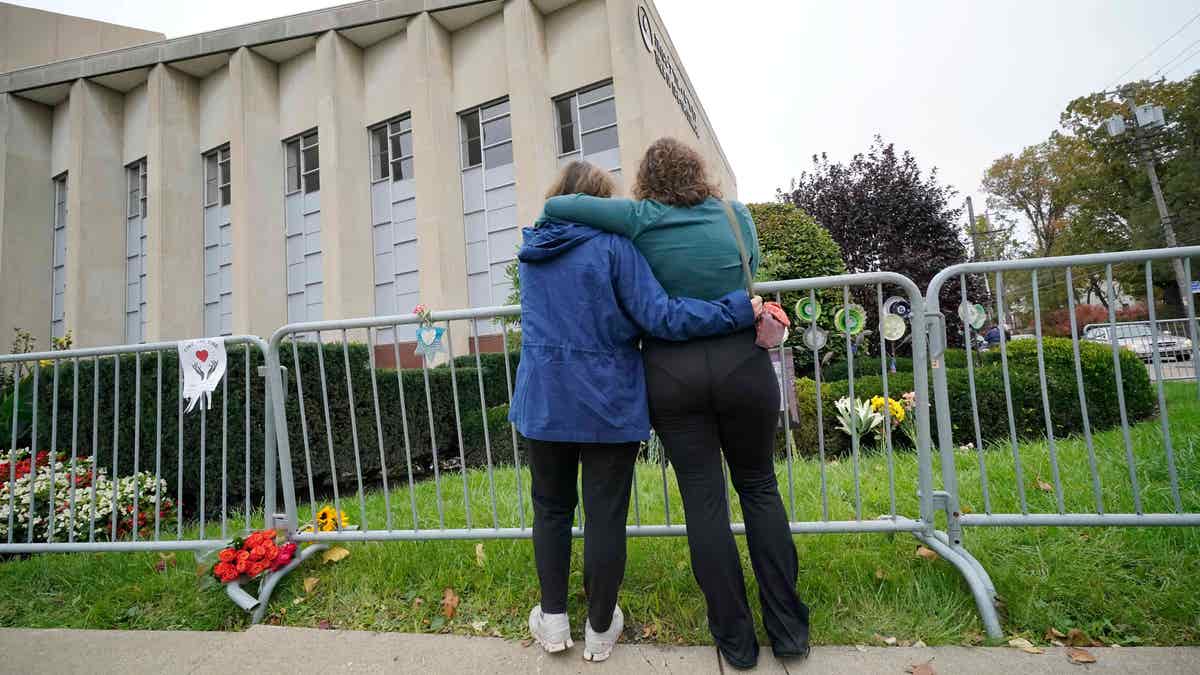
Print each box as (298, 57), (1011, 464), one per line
(541, 139), (811, 669)
(509, 160), (761, 662)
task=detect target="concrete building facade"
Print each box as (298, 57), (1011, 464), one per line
(0, 0), (735, 354)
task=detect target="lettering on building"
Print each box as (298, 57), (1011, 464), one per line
(638, 4), (700, 137)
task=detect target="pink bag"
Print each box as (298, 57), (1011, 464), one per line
(721, 201), (791, 349)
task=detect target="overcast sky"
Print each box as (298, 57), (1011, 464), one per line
(14, 0), (1200, 214)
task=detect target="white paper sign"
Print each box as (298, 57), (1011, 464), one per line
(178, 339), (227, 413)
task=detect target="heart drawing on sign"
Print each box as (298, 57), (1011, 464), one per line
(419, 327), (437, 345)
(196, 350), (209, 363)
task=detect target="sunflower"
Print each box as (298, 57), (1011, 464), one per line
(315, 506), (350, 532)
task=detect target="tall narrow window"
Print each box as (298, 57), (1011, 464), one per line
(125, 158), (148, 343)
(50, 173), (68, 339)
(460, 98), (517, 334)
(203, 145), (233, 336)
(284, 130), (322, 323)
(368, 116), (418, 342)
(554, 81), (621, 175)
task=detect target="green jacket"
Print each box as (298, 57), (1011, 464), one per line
(540, 195), (759, 301)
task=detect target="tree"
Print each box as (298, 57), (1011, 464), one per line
(778, 136), (984, 336)
(981, 133), (1085, 259)
(984, 75), (1200, 316)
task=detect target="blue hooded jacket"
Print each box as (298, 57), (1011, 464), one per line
(508, 220), (755, 443)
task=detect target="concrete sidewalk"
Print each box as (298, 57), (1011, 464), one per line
(1, 626), (1197, 674)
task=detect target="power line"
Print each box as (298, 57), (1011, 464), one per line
(1162, 41), (1200, 78)
(1154, 35), (1200, 76)
(1110, 9), (1200, 88)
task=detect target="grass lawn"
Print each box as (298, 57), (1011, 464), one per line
(0, 383), (1197, 647)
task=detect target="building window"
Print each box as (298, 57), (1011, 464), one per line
(125, 158), (148, 343)
(554, 81), (621, 172)
(50, 173), (68, 340)
(459, 98), (518, 334)
(368, 115), (419, 342)
(370, 116), (414, 183)
(285, 131), (319, 194)
(284, 130), (322, 324)
(203, 145), (233, 337)
(461, 99), (512, 170)
(205, 145), (231, 207)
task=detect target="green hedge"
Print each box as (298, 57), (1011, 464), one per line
(818, 348), (1003, 382)
(791, 339), (1154, 456)
(9, 344), (526, 517)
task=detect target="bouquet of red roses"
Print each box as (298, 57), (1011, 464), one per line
(210, 529), (298, 584)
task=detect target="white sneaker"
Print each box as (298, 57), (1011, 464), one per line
(529, 605), (574, 653)
(583, 605), (624, 663)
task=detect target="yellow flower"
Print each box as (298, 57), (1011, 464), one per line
(870, 396), (906, 424)
(315, 506), (350, 532)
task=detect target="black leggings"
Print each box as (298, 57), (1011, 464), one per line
(644, 328), (810, 667)
(529, 439), (639, 633)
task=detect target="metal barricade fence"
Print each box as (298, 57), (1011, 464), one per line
(262, 270), (945, 533)
(260, 272), (1012, 633)
(925, 246), (1200, 637)
(0, 336), (304, 619)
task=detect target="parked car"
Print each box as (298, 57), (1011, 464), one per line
(1083, 323), (1193, 361)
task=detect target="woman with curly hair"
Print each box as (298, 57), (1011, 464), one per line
(541, 138), (811, 669)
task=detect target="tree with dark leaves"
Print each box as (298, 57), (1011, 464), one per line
(778, 136), (985, 342)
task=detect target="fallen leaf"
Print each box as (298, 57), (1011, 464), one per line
(641, 623), (659, 640)
(1035, 478), (1054, 492)
(303, 577), (320, 594)
(874, 567), (885, 580)
(317, 619), (333, 630)
(884, 636), (898, 646)
(441, 587), (460, 619)
(1008, 638), (1035, 650)
(471, 620), (488, 632)
(322, 546), (350, 564)
(912, 640), (927, 648)
(1066, 628), (1091, 647)
(1066, 647), (1097, 664)
(854, 644), (868, 652)
(521, 638), (534, 648)
(915, 545), (939, 561)
(1051, 640), (1065, 647)
(475, 543), (486, 568)
(430, 616), (446, 631)
(1045, 627), (1067, 641)
(905, 660), (936, 675)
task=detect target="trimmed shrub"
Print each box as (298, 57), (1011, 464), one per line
(12, 343), (518, 517)
(791, 339), (1154, 456)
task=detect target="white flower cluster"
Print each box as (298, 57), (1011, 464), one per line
(0, 449), (174, 544)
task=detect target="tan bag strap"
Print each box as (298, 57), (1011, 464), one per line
(721, 200), (754, 295)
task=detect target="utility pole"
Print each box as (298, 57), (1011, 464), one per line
(965, 196), (991, 295)
(1118, 85), (1190, 306)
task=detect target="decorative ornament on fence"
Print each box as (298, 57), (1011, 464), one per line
(803, 325), (828, 351)
(412, 304), (446, 360)
(881, 313), (907, 341)
(178, 339), (226, 413)
(883, 296), (911, 319)
(958, 301), (988, 330)
(795, 297), (821, 323)
(834, 304), (867, 335)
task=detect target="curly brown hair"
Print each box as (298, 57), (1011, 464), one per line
(545, 160), (616, 199)
(632, 137), (721, 206)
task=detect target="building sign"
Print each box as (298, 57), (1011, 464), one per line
(638, 4), (700, 137)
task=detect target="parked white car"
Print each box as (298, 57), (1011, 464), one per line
(1083, 323), (1193, 361)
